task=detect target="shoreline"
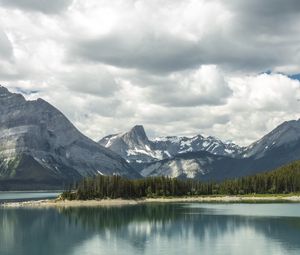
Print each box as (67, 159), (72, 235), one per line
(2, 195), (300, 208)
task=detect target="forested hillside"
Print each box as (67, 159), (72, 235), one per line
(62, 160), (300, 200)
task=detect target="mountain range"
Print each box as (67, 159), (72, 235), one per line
(0, 84), (300, 189)
(99, 121), (300, 180)
(99, 125), (243, 163)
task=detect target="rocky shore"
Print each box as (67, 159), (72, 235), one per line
(2, 195), (300, 208)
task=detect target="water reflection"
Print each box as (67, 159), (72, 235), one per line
(1, 203), (300, 255)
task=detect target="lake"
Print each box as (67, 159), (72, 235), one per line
(1, 202), (300, 255)
(0, 191), (61, 203)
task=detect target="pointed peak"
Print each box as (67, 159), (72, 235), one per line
(131, 125), (144, 130)
(0, 84), (10, 94)
(194, 134), (204, 139)
(207, 135), (216, 140)
(127, 125), (148, 141)
(130, 125), (146, 135)
(0, 84), (26, 102)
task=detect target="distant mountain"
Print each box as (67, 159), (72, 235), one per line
(100, 120), (300, 181)
(0, 85), (139, 190)
(99, 125), (243, 164)
(242, 119), (300, 158)
(140, 151), (227, 179)
(152, 135), (243, 158)
(140, 138), (300, 181)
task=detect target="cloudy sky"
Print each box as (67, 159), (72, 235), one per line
(0, 0), (300, 145)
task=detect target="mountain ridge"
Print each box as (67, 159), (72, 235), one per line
(99, 125), (244, 164)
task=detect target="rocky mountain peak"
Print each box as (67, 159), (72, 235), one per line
(0, 84), (9, 93)
(0, 85), (26, 104)
(127, 125), (148, 142)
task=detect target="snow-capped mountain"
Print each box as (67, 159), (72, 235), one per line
(99, 125), (243, 164)
(100, 120), (300, 180)
(99, 125), (167, 163)
(0, 85), (138, 190)
(141, 119), (300, 180)
(152, 135), (243, 158)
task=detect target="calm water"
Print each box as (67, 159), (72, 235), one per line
(0, 191), (60, 203)
(1, 203), (300, 255)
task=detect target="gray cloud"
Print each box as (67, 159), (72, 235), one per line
(69, 0), (300, 74)
(60, 67), (119, 97)
(227, 0), (300, 19)
(72, 30), (274, 74)
(0, 29), (18, 79)
(0, 29), (12, 58)
(73, 33), (201, 73)
(0, 0), (73, 14)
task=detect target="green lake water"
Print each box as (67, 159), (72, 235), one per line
(1, 202), (300, 255)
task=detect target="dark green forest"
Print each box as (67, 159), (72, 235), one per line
(61, 160), (300, 200)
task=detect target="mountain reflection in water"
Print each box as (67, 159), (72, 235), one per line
(1, 203), (300, 255)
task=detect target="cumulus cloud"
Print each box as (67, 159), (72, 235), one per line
(0, 0), (73, 14)
(145, 65), (232, 107)
(0, 0), (300, 145)
(229, 74), (300, 112)
(69, 0), (230, 73)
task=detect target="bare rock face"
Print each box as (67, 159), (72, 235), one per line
(0, 85), (139, 190)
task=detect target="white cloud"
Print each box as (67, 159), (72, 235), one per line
(0, 0), (300, 146)
(214, 73), (300, 145)
(146, 65), (232, 107)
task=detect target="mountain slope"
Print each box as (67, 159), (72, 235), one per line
(139, 151), (249, 180)
(242, 119), (300, 158)
(0, 85), (139, 190)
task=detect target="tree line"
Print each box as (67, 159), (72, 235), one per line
(61, 160), (300, 200)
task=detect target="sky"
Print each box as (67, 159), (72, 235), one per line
(0, 0), (300, 146)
